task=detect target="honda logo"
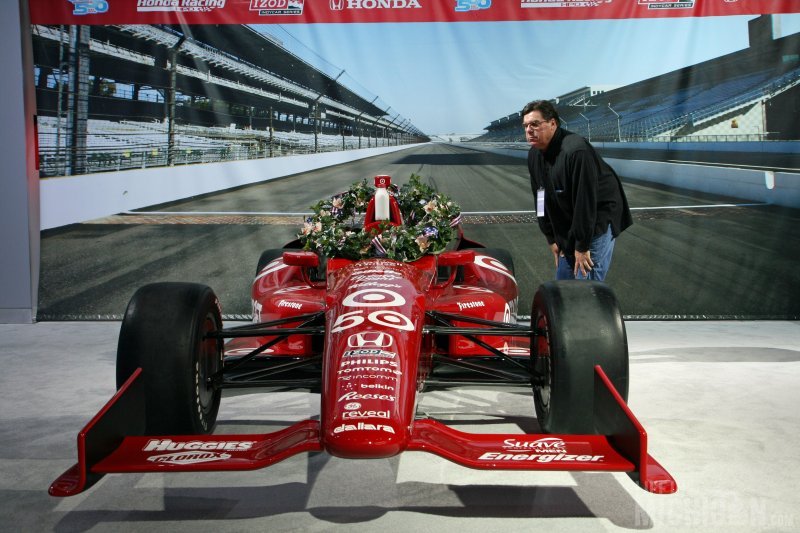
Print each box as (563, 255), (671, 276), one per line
(347, 331), (394, 348)
(330, 0), (344, 10)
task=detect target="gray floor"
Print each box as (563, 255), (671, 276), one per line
(1, 320), (799, 532)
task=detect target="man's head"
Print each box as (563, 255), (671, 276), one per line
(522, 100), (559, 151)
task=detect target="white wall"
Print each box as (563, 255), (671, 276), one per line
(605, 159), (800, 207)
(465, 143), (800, 208)
(0, 0), (37, 323)
(40, 144), (423, 230)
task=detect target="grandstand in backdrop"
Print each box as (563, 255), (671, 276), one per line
(476, 15), (800, 146)
(32, 24), (428, 177)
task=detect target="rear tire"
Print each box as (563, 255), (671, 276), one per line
(530, 280), (628, 434)
(116, 282), (223, 435)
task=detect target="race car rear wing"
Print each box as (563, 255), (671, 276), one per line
(50, 366), (676, 497)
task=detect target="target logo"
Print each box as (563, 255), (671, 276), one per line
(343, 288), (406, 307)
(331, 288), (415, 333)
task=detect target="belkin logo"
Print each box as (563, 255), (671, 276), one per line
(330, 0), (422, 9)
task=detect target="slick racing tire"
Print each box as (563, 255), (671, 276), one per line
(530, 280), (628, 434)
(116, 282), (223, 435)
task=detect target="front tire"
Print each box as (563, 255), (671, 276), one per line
(531, 280), (628, 434)
(116, 282), (223, 435)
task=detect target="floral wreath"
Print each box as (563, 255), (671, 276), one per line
(299, 174), (462, 262)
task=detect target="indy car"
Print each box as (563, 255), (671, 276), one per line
(50, 175), (676, 497)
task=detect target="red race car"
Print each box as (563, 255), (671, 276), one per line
(50, 175), (676, 497)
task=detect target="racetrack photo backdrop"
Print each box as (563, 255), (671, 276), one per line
(30, 1), (800, 320)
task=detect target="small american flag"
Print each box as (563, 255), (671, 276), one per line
(371, 235), (387, 256)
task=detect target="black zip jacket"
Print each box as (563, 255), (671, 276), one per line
(528, 127), (633, 255)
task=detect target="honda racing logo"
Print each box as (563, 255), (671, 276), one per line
(347, 331), (394, 348)
(330, 0), (343, 9)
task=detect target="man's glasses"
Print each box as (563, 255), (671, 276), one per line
(523, 120), (550, 130)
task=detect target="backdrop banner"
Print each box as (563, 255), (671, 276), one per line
(30, 0), (800, 25)
(29, 2), (800, 320)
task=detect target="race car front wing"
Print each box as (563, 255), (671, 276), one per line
(50, 366), (676, 497)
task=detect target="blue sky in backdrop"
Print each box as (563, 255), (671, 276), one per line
(255, 15), (800, 136)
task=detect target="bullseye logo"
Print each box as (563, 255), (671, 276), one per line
(331, 288), (415, 333)
(343, 288), (405, 307)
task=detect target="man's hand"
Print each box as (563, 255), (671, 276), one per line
(549, 243), (561, 268)
(574, 250), (594, 277)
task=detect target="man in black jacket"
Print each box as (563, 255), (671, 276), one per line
(523, 100), (632, 280)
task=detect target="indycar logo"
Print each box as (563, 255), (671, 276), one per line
(637, 0), (694, 8)
(147, 451), (232, 465)
(348, 331), (394, 348)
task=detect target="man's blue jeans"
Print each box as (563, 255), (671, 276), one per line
(556, 225), (616, 281)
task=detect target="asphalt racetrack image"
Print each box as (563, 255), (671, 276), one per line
(38, 143), (800, 320)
